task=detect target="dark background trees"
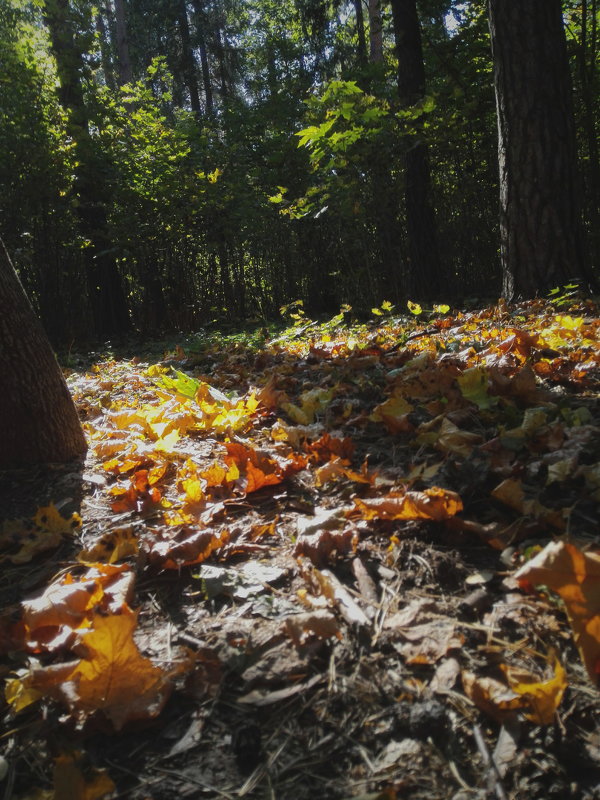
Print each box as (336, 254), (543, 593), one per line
(0, 0), (597, 343)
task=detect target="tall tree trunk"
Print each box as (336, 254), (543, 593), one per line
(95, 9), (116, 90)
(177, 0), (201, 114)
(0, 240), (87, 467)
(191, 0), (214, 112)
(368, 0), (383, 63)
(44, 0), (130, 336)
(113, 0), (133, 85)
(488, 0), (590, 298)
(578, 0), (600, 275)
(390, 0), (440, 298)
(353, 0), (367, 65)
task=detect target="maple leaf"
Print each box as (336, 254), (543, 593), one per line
(29, 608), (176, 729)
(514, 541), (600, 687)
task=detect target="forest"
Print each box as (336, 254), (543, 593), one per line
(1, 1), (600, 799)
(0, 0), (598, 340)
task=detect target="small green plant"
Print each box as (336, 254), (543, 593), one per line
(548, 283), (580, 309)
(371, 300), (395, 317)
(407, 300), (450, 317)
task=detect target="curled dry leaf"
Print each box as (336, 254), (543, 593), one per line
(514, 540), (600, 686)
(282, 610), (342, 645)
(353, 486), (463, 521)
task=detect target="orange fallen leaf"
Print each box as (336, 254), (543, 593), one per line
(53, 752), (115, 800)
(31, 608), (175, 729)
(353, 486), (463, 521)
(514, 541), (600, 686)
(502, 655), (567, 724)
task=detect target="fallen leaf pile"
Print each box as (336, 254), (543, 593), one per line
(1, 297), (600, 799)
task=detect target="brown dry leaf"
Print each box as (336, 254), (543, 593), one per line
(53, 752), (115, 800)
(353, 486), (463, 521)
(501, 655), (567, 724)
(514, 541), (600, 686)
(491, 478), (566, 530)
(294, 525), (358, 566)
(462, 671), (523, 723)
(32, 608), (176, 729)
(147, 527), (230, 569)
(283, 610), (342, 645)
(395, 621), (464, 665)
(304, 432), (355, 462)
(370, 394), (414, 434)
(314, 457), (371, 487)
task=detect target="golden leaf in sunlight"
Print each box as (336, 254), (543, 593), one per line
(110, 469), (161, 513)
(370, 394), (414, 434)
(280, 387), (334, 425)
(34, 609), (174, 729)
(21, 564), (135, 652)
(77, 528), (139, 564)
(53, 752), (115, 800)
(502, 654), (567, 725)
(5, 673), (43, 712)
(353, 487), (463, 521)
(514, 541), (600, 687)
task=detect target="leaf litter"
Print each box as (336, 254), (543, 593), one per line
(1, 297), (600, 799)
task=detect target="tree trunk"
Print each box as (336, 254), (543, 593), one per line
(488, 0), (589, 298)
(113, 0), (133, 85)
(95, 9), (117, 90)
(177, 0), (201, 114)
(0, 241), (87, 467)
(390, 0), (440, 298)
(44, 0), (130, 336)
(191, 0), (214, 112)
(353, 0), (367, 65)
(368, 0), (383, 63)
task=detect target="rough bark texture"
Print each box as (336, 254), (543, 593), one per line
(0, 241), (87, 467)
(114, 0), (133, 85)
(488, 0), (587, 299)
(391, 0), (440, 299)
(368, 0), (383, 63)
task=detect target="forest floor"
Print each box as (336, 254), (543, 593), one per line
(1, 297), (600, 800)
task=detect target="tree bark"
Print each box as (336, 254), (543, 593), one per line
(488, 0), (589, 298)
(0, 240), (87, 467)
(95, 8), (116, 90)
(113, 0), (133, 85)
(177, 0), (201, 114)
(368, 0), (383, 63)
(353, 0), (367, 65)
(390, 0), (440, 298)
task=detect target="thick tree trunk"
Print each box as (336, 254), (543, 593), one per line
(0, 241), (87, 467)
(488, 0), (588, 298)
(368, 0), (383, 63)
(113, 0), (133, 85)
(390, 0), (440, 299)
(177, 0), (201, 114)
